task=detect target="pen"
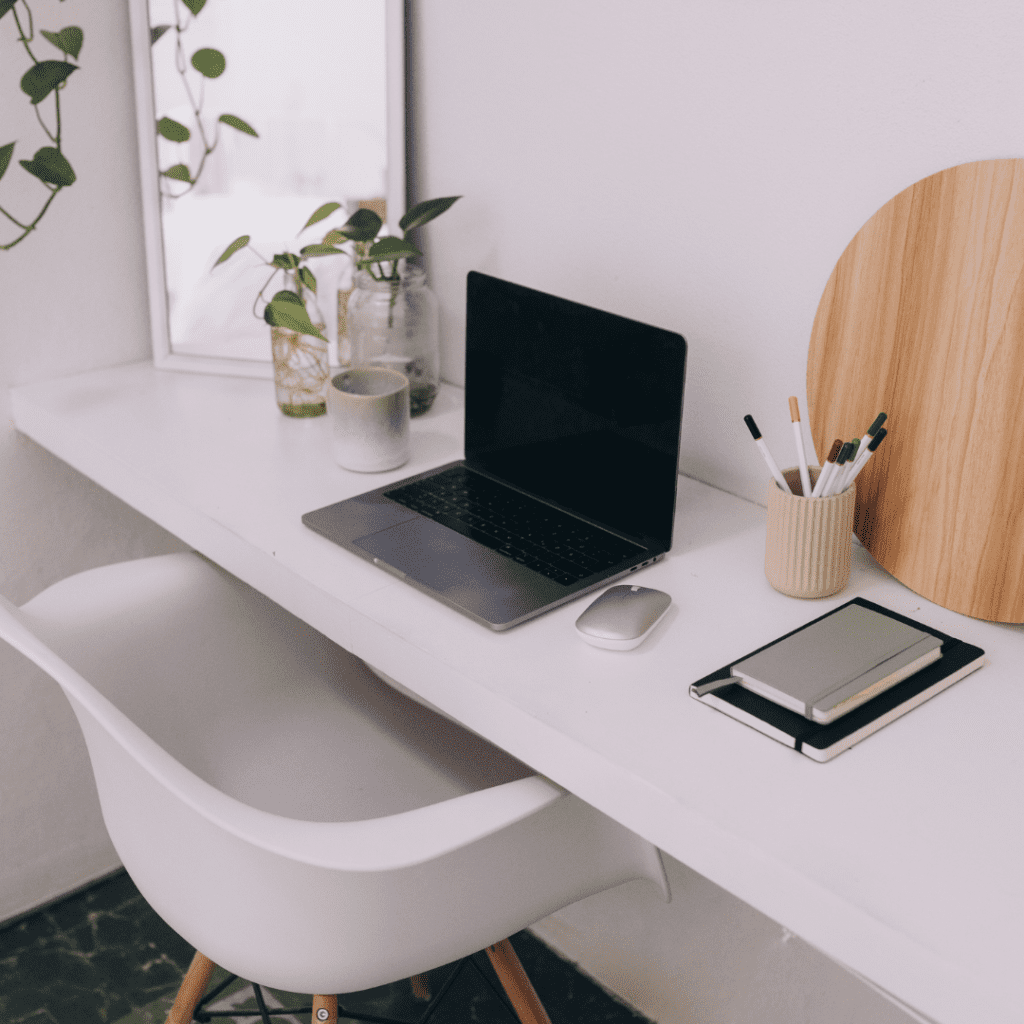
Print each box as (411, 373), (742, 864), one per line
(846, 427), (887, 486)
(847, 413), (886, 480)
(811, 438), (843, 497)
(833, 437), (860, 494)
(744, 414), (792, 493)
(822, 441), (853, 497)
(788, 397), (812, 497)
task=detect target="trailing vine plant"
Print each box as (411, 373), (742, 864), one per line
(0, 0), (82, 251)
(150, 0), (256, 197)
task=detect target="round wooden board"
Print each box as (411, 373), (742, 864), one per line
(807, 159), (1024, 622)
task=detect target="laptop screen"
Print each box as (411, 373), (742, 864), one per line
(464, 272), (687, 551)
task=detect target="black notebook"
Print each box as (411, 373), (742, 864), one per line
(689, 597), (985, 761)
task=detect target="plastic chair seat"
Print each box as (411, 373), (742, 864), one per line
(0, 553), (668, 999)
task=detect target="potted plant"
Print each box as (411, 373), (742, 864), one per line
(331, 196), (460, 416)
(214, 201), (346, 417)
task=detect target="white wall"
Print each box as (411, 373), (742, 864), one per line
(0, 0), (185, 922)
(410, 0), (1024, 505)
(407, 1), (1024, 1021)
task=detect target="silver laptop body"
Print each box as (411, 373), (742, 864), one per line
(303, 271), (687, 630)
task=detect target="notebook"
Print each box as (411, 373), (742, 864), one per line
(731, 602), (944, 723)
(302, 271), (688, 630)
(689, 598), (986, 761)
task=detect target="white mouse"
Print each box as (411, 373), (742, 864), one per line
(574, 585), (672, 650)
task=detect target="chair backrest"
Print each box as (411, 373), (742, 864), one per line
(1, 554), (670, 995)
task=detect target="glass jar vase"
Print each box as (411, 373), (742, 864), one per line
(270, 287), (330, 417)
(346, 265), (440, 416)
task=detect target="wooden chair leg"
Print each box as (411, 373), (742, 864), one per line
(312, 994), (338, 1023)
(485, 939), (553, 1024)
(166, 951), (216, 1024)
(410, 973), (432, 1000)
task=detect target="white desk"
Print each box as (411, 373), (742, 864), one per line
(11, 362), (1024, 1024)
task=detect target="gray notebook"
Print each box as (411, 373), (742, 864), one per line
(732, 603), (944, 723)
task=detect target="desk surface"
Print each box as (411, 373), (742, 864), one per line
(11, 362), (1024, 1024)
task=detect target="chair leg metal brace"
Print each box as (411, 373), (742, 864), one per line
(485, 939), (554, 1024)
(166, 951), (216, 1024)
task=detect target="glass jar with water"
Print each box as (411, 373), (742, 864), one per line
(345, 265), (440, 416)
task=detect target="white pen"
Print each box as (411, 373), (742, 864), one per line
(833, 437), (860, 495)
(846, 427), (887, 486)
(811, 438), (843, 497)
(822, 441), (853, 497)
(744, 414), (792, 493)
(847, 412), (886, 481)
(788, 397), (812, 497)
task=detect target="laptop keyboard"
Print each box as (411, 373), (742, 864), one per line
(385, 467), (644, 586)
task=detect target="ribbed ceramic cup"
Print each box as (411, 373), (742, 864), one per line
(765, 467), (855, 598)
(329, 368), (410, 472)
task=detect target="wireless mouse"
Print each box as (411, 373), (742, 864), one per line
(574, 585), (672, 650)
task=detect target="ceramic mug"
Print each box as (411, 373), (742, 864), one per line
(328, 367), (410, 472)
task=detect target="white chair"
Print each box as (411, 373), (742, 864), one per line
(0, 553), (669, 1024)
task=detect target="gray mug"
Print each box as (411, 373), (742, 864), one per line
(329, 368), (410, 472)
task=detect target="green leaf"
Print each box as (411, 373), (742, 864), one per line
(298, 267), (316, 293)
(339, 207), (382, 242)
(157, 117), (190, 143)
(151, 24), (171, 45)
(272, 290), (304, 306)
(191, 47), (225, 78)
(162, 163), (192, 182)
(0, 142), (13, 183)
(20, 61), (77, 104)
(366, 236), (422, 262)
(298, 244), (343, 257)
(213, 234), (249, 266)
(321, 228), (347, 246)
(399, 195), (461, 233)
(218, 113), (257, 137)
(302, 201), (342, 231)
(0, 0), (18, 20)
(181, 0), (207, 14)
(19, 146), (75, 187)
(41, 26), (83, 59)
(264, 297), (327, 342)
(271, 252), (300, 270)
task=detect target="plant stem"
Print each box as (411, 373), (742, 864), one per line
(1, 1), (69, 250)
(0, 202), (31, 230)
(12, 3), (37, 62)
(162, 0), (216, 198)
(251, 262), (280, 319)
(0, 185), (60, 250)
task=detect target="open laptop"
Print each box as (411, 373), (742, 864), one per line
(302, 271), (687, 630)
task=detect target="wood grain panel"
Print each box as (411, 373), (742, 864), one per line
(808, 159), (1024, 622)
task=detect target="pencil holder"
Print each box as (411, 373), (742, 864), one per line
(765, 467), (855, 599)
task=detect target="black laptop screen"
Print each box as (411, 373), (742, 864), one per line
(464, 272), (687, 551)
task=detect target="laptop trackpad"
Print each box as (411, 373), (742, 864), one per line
(355, 517), (562, 625)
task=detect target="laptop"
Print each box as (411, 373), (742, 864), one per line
(302, 271), (687, 630)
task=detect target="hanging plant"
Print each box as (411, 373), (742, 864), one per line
(150, 0), (257, 197)
(1, 0), (82, 250)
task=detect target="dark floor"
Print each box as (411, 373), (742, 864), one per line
(0, 871), (652, 1024)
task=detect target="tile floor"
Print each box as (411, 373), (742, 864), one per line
(0, 871), (651, 1023)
